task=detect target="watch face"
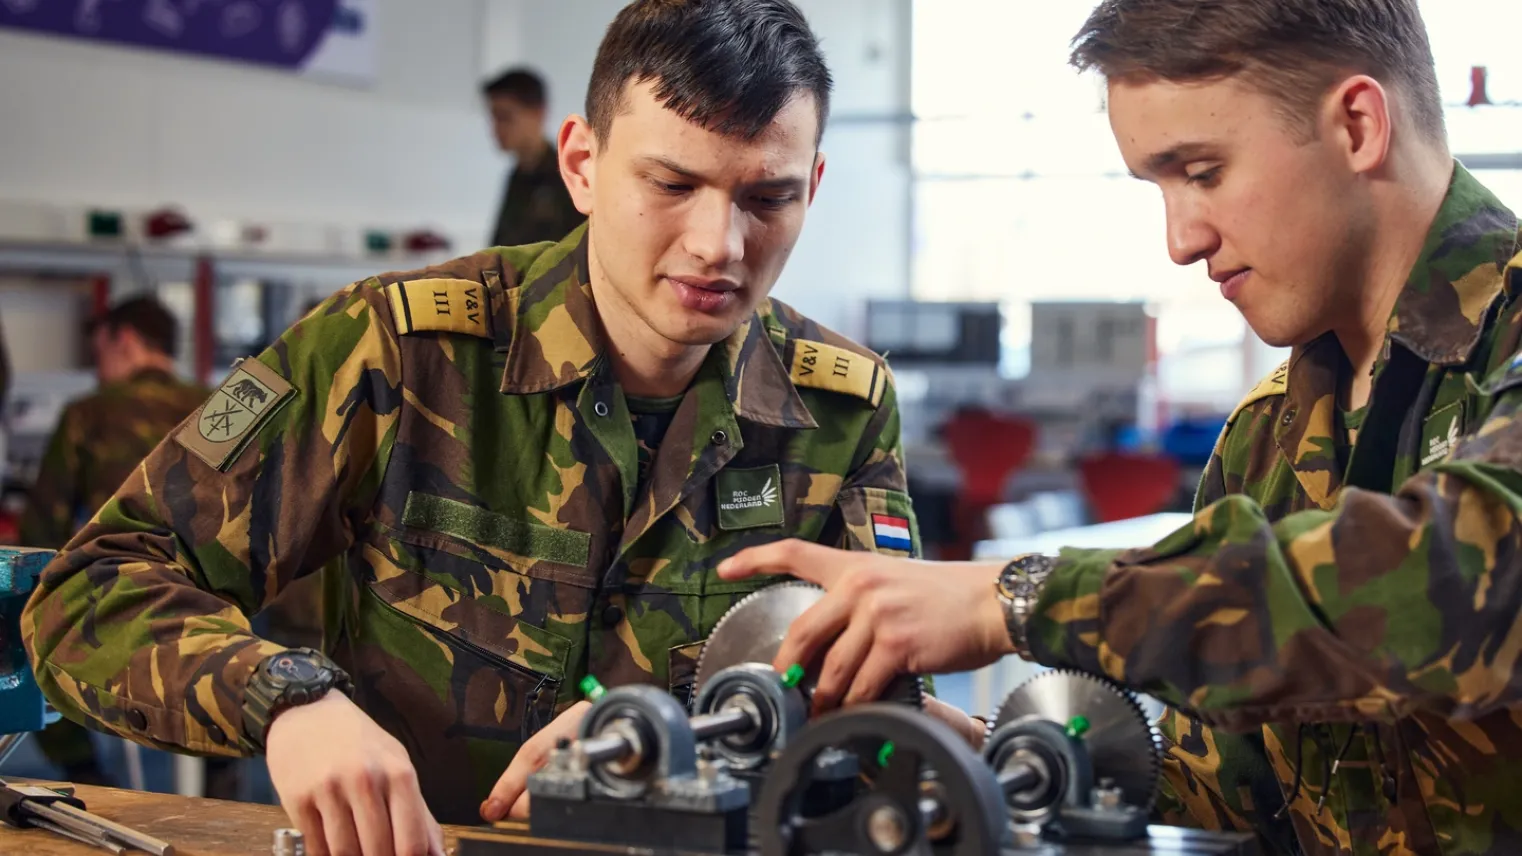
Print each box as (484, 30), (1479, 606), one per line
(267, 653), (322, 684)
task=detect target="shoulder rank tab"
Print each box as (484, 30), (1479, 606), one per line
(1228, 360), (1288, 425)
(789, 339), (887, 407)
(176, 358), (295, 471)
(385, 278), (491, 339)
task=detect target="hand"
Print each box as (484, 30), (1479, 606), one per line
(922, 695), (988, 750)
(265, 692), (444, 856)
(481, 701), (592, 822)
(717, 540), (1016, 714)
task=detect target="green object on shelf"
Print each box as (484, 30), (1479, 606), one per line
(877, 741), (895, 768)
(365, 230), (393, 252)
(1066, 715), (1090, 739)
(87, 210), (123, 238)
(780, 663), (805, 689)
(579, 675), (606, 702)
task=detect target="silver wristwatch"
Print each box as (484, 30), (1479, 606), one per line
(996, 553), (1056, 660)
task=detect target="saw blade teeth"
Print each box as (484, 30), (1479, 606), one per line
(993, 667), (1163, 814)
(692, 581), (824, 701)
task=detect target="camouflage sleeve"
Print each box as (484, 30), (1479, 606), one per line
(1027, 373), (1522, 731)
(831, 373), (920, 558)
(20, 282), (401, 757)
(19, 403), (87, 550)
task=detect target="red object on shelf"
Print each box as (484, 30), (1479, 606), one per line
(403, 230), (451, 253)
(1077, 452), (1181, 523)
(1469, 66), (1492, 107)
(144, 208), (194, 240)
(940, 409), (1036, 559)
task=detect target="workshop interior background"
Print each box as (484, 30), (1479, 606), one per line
(0, 0), (1517, 805)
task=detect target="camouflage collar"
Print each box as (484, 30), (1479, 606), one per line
(498, 228), (817, 429)
(1383, 162), (1519, 367)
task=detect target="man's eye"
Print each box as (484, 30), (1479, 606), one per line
(651, 179), (691, 195)
(1187, 168), (1222, 188)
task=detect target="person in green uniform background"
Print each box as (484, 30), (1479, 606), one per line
(20, 296), (213, 789)
(484, 67), (585, 248)
(22, 3), (940, 855)
(717, 1), (1522, 854)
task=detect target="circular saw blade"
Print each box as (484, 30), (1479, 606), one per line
(994, 668), (1161, 812)
(694, 581), (923, 708)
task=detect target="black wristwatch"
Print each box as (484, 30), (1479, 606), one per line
(242, 648), (354, 752)
(995, 553), (1056, 660)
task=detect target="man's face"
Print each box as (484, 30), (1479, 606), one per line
(1109, 75), (1372, 347)
(488, 95), (545, 156)
(566, 80), (825, 348)
(92, 326), (126, 384)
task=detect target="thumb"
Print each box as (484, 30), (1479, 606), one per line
(717, 539), (839, 585)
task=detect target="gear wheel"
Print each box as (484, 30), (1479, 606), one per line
(993, 668), (1162, 813)
(693, 581), (924, 710)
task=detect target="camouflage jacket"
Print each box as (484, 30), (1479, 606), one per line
(1027, 164), (1522, 855)
(18, 369), (208, 550)
(490, 142), (585, 249)
(21, 226), (917, 824)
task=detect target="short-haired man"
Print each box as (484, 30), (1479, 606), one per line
(21, 295), (208, 789)
(483, 67), (584, 247)
(24, 3), (924, 855)
(718, 1), (1522, 853)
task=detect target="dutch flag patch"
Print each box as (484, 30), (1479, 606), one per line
(872, 514), (913, 552)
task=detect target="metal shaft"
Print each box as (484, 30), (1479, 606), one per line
(997, 763), (1042, 795)
(579, 733), (633, 766)
(689, 708), (755, 742)
(41, 801), (176, 855)
(0, 733), (28, 769)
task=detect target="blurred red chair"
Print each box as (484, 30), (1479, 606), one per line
(1077, 452), (1182, 523)
(939, 409), (1036, 559)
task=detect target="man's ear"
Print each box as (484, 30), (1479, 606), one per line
(807, 151), (826, 206)
(558, 115), (597, 216)
(1324, 74), (1394, 176)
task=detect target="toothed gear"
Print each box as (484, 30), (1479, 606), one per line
(994, 668), (1162, 813)
(693, 581), (924, 710)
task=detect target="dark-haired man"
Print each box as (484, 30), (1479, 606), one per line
(483, 67), (584, 248)
(23, 2), (922, 854)
(21, 295), (208, 788)
(716, 0), (1522, 853)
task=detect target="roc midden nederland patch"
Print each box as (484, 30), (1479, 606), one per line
(716, 465), (784, 531)
(175, 358), (295, 471)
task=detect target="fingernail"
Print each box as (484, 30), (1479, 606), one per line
(481, 798), (506, 821)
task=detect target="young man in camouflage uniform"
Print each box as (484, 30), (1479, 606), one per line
(720, 1), (1522, 853)
(21, 296), (209, 788)
(22, 2), (925, 854)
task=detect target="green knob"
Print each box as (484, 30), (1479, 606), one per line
(780, 663), (806, 689)
(1065, 715), (1091, 738)
(579, 675), (606, 702)
(877, 741), (896, 768)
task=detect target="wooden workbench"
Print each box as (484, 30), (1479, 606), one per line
(0, 782), (471, 855)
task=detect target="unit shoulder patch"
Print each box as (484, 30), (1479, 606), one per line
(385, 278), (492, 339)
(176, 359), (295, 471)
(788, 339), (886, 407)
(1228, 360), (1289, 426)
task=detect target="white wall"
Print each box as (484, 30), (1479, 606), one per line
(0, 0), (506, 252)
(480, 0), (914, 337)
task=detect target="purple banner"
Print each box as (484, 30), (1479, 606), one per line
(0, 0), (340, 71)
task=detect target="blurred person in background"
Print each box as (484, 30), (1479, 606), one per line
(18, 296), (238, 795)
(484, 67), (584, 247)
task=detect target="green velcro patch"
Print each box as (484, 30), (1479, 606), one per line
(401, 493), (590, 567)
(716, 465), (785, 531)
(176, 359), (295, 471)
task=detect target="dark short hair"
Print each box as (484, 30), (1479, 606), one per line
(586, 0), (833, 144)
(93, 296), (178, 358)
(483, 67), (548, 109)
(1070, 0), (1445, 143)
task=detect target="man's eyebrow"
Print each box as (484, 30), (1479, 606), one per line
(1140, 142), (1219, 177)
(638, 156), (808, 191)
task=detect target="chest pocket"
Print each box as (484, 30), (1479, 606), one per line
(356, 492), (589, 742)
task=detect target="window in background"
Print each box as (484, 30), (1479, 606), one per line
(911, 0), (1522, 411)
